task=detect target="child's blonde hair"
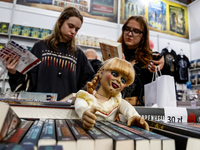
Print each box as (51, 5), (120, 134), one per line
(87, 57), (135, 94)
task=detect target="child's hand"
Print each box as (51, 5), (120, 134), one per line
(82, 107), (99, 130)
(127, 116), (149, 131)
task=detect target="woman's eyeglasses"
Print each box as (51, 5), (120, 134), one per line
(123, 26), (143, 37)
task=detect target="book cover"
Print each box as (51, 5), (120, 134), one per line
(30, 27), (41, 38)
(168, 122), (200, 132)
(146, 119), (200, 139)
(102, 121), (149, 150)
(99, 39), (123, 61)
(0, 22), (9, 34)
(76, 120), (113, 150)
(21, 26), (32, 37)
(190, 74), (197, 85)
(38, 119), (56, 147)
(38, 145), (63, 150)
(40, 28), (52, 39)
(150, 126), (200, 150)
(3, 120), (33, 143)
(113, 121), (162, 150)
(0, 98), (71, 107)
(94, 121), (133, 150)
(66, 119), (94, 150)
(0, 143), (7, 149)
(196, 59), (200, 68)
(6, 143), (34, 150)
(0, 40), (41, 74)
(20, 120), (44, 149)
(19, 91), (58, 101)
(11, 24), (22, 35)
(55, 119), (76, 150)
(0, 102), (21, 141)
(189, 60), (196, 69)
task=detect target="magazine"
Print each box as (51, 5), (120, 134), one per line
(0, 40), (41, 74)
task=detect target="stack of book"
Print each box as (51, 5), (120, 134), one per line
(2, 101), (200, 150)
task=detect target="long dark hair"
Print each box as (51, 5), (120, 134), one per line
(118, 16), (152, 67)
(45, 6), (83, 54)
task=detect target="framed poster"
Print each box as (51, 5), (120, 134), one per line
(16, 0), (118, 23)
(120, 0), (145, 24)
(148, 0), (167, 31)
(169, 4), (188, 38)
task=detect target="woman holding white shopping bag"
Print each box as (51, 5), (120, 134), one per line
(118, 16), (165, 106)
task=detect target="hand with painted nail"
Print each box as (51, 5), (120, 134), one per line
(127, 116), (149, 131)
(148, 60), (155, 73)
(2, 54), (19, 74)
(82, 107), (100, 130)
(153, 55), (164, 70)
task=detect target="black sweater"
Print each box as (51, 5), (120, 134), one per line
(9, 40), (95, 100)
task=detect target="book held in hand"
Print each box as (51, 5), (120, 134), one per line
(99, 39), (123, 61)
(0, 102), (21, 141)
(0, 40), (41, 74)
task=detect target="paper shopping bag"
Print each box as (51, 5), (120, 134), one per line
(145, 75), (177, 107)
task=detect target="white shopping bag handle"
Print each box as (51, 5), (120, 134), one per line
(151, 66), (162, 82)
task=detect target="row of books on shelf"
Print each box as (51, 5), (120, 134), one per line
(190, 59), (200, 69)
(11, 24), (52, 39)
(54, 0), (89, 13)
(75, 34), (100, 47)
(190, 74), (200, 85)
(0, 43), (32, 51)
(2, 101), (200, 150)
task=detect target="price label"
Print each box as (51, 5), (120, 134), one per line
(164, 107), (187, 123)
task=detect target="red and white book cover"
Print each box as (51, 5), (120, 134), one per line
(0, 40), (41, 74)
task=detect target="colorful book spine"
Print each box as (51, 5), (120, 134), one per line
(101, 121), (149, 150)
(38, 145), (63, 150)
(95, 121), (134, 150)
(55, 119), (76, 150)
(6, 143), (34, 150)
(3, 121), (33, 143)
(146, 119), (200, 138)
(76, 119), (113, 150)
(20, 120), (44, 149)
(66, 119), (94, 150)
(38, 119), (56, 147)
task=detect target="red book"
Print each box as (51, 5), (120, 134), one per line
(3, 120), (33, 143)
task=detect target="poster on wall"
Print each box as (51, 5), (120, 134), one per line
(16, 0), (118, 23)
(169, 4), (188, 38)
(148, 0), (167, 32)
(120, 0), (145, 24)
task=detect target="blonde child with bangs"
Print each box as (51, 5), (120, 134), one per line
(75, 57), (149, 130)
